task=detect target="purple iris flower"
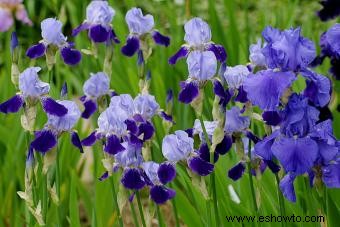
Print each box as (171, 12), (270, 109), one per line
(30, 100), (82, 153)
(142, 161), (176, 204)
(224, 106), (250, 134)
(0, 0), (32, 32)
(179, 50), (217, 103)
(162, 130), (214, 176)
(26, 18), (81, 66)
(121, 7), (170, 57)
(317, 0), (340, 21)
(169, 17), (227, 64)
(81, 72), (110, 118)
(249, 39), (266, 67)
(0, 67), (67, 117)
(72, 0), (119, 44)
(261, 26), (316, 71)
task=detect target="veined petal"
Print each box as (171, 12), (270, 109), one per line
(188, 156), (214, 176)
(279, 173), (296, 202)
(157, 162), (176, 184)
(178, 81), (199, 104)
(150, 185), (176, 204)
(0, 95), (24, 114)
(31, 130), (57, 153)
(60, 47), (82, 65)
(253, 130), (280, 161)
(89, 24), (110, 42)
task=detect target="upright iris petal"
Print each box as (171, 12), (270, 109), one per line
(41, 18), (66, 46)
(243, 70), (296, 111)
(162, 130), (194, 162)
(223, 65), (250, 90)
(19, 67), (50, 98)
(184, 17), (211, 47)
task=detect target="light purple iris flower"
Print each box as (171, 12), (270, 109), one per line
(0, 0), (32, 32)
(26, 18), (82, 66)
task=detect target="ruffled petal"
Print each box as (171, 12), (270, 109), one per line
(121, 36), (140, 57)
(178, 81), (199, 104)
(89, 24), (110, 43)
(188, 156), (214, 176)
(31, 130), (57, 153)
(81, 99), (97, 119)
(228, 162), (246, 181)
(152, 31), (170, 47)
(157, 162), (176, 184)
(0, 95), (24, 114)
(168, 46), (189, 65)
(60, 47), (82, 65)
(41, 97), (68, 117)
(104, 135), (125, 155)
(26, 43), (46, 59)
(121, 168), (146, 190)
(71, 131), (83, 153)
(150, 185), (176, 204)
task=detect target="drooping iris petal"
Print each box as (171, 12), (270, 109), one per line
(81, 99), (97, 119)
(138, 121), (154, 141)
(301, 70), (331, 107)
(213, 80), (231, 107)
(317, 141), (338, 164)
(26, 43), (46, 59)
(41, 97), (68, 117)
(71, 131), (83, 153)
(0, 95), (24, 113)
(89, 24), (110, 42)
(234, 86), (248, 103)
(121, 36), (140, 57)
(264, 160), (281, 173)
(253, 130), (280, 161)
(320, 24), (340, 58)
(188, 156), (214, 176)
(152, 31), (170, 46)
(81, 131), (97, 146)
(197, 143), (219, 163)
(322, 163), (340, 188)
(72, 22), (90, 36)
(60, 47), (82, 65)
(262, 111), (282, 126)
(317, 0), (340, 21)
(228, 162), (246, 181)
(31, 130), (57, 153)
(125, 119), (138, 135)
(187, 51), (217, 81)
(245, 131), (261, 144)
(178, 81), (199, 104)
(104, 135), (125, 155)
(224, 106), (250, 134)
(215, 135), (233, 155)
(150, 186), (176, 204)
(207, 44), (227, 63)
(168, 46), (189, 65)
(157, 162), (176, 185)
(279, 173), (296, 202)
(272, 137), (318, 174)
(243, 70), (296, 111)
(121, 168), (146, 190)
(99, 171), (109, 181)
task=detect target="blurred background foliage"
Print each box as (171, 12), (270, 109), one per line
(0, 0), (339, 226)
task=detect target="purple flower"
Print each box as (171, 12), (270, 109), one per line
(81, 72), (110, 118)
(19, 67), (50, 98)
(249, 39), (266, 67)
(193, 119), (218, 142)
(187, 50), (217, 81)
(133, 94), (160, 120)
(261, 27), (316, 71)
(169, 17), (226, 64)
(320, 23), (340, 59)
(0, 0), (32, 32)
(317, 0), (340, 21)
(121, 8), (170, 57)
(322, 162), (340, 188)
(224, 106), (250, 134)
(115, 142), (144, 168)
(162, 130), (194, 162)
(243, 70), (296, 111)
(223, 65), (250, 90)
(26, 18), (81, 66)
(279, 173), (297, 202)
(72, 1), (119, 43)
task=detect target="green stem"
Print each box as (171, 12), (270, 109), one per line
(56, 142), (62, 226)
(37, 154), (48, 224)
(275, 174), (286, 227)
(156, 205), (164, 227)
(247, 140), (258, 214)
(170, 183), (180, 227)
(130, 199), (140, 227)
(136, 191), (146, 227)
(110, 177), (123, 227)
(198, 115), (220, 227)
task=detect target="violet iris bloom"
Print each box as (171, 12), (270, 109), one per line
(0, 0), (32, 32)
(121, 7), (170, 57)
(26, 18), (81, 65)
(72, 0), (119, 44)
(169, 17), (227, 64)
(317, 0), (340, 21)
(0, 67), (67, 117)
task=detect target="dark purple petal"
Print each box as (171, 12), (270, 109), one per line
(322, 162), (340, 187)
(121, 36), (140, 57)
(129, 192), (135, 202)
(31, 130), (57, 153)
(104, 135), (125, 155)
(213, 80), (226, 98)
(121, 168), (146, 190)
(253, 130), (280, 161)
(197, 143), (219, 163)
(264, 160), (281, 173)
(185, 128), (194, 138)
(10, 31), (18, 54)
(138, 121), (154, 141)
(60, 47), (82, 65)
(157, 162), (176, 184)
(26, 43), (46, 59)
(207, 44), (227, 63)
(166, 89), (173, 104)
(234, 86), (248, 103)
(81, 131), (97, 146)
(215, 135), (232, 155)
(26, 145), (34, 167)
(168, 46), (189, 65)
(245, 131), (261, 144)
(152, 31), (170, 47)
(89, 24), (110, 43)
(71, 131), (83, 153)
(99, 171), (109, 181)
(228, 162), (246, 181)
(60, 82), (68, 99)
(308, 170), (315, 187)
(317, 0), (340, 21)
(125, 119), (138, 135)
(128, 134), (142, 146)
(81, 99), (97, 119)
(178, 81), (199, 104)
(0, 95), (24, 113)
(262, 111), (282, 126)
(109, 28), (120, 44)
(317, 105), (333, 123)
(72, 23), (90, 36)
(188, 156), (214, 176)
(272, 137), (318, 174)
(159, 111), (173, 122)
(330, 58), (340, 79)
(150, 185), (176, 204)
(279, 173), (296, 202)
(41, 97), (68, 117)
